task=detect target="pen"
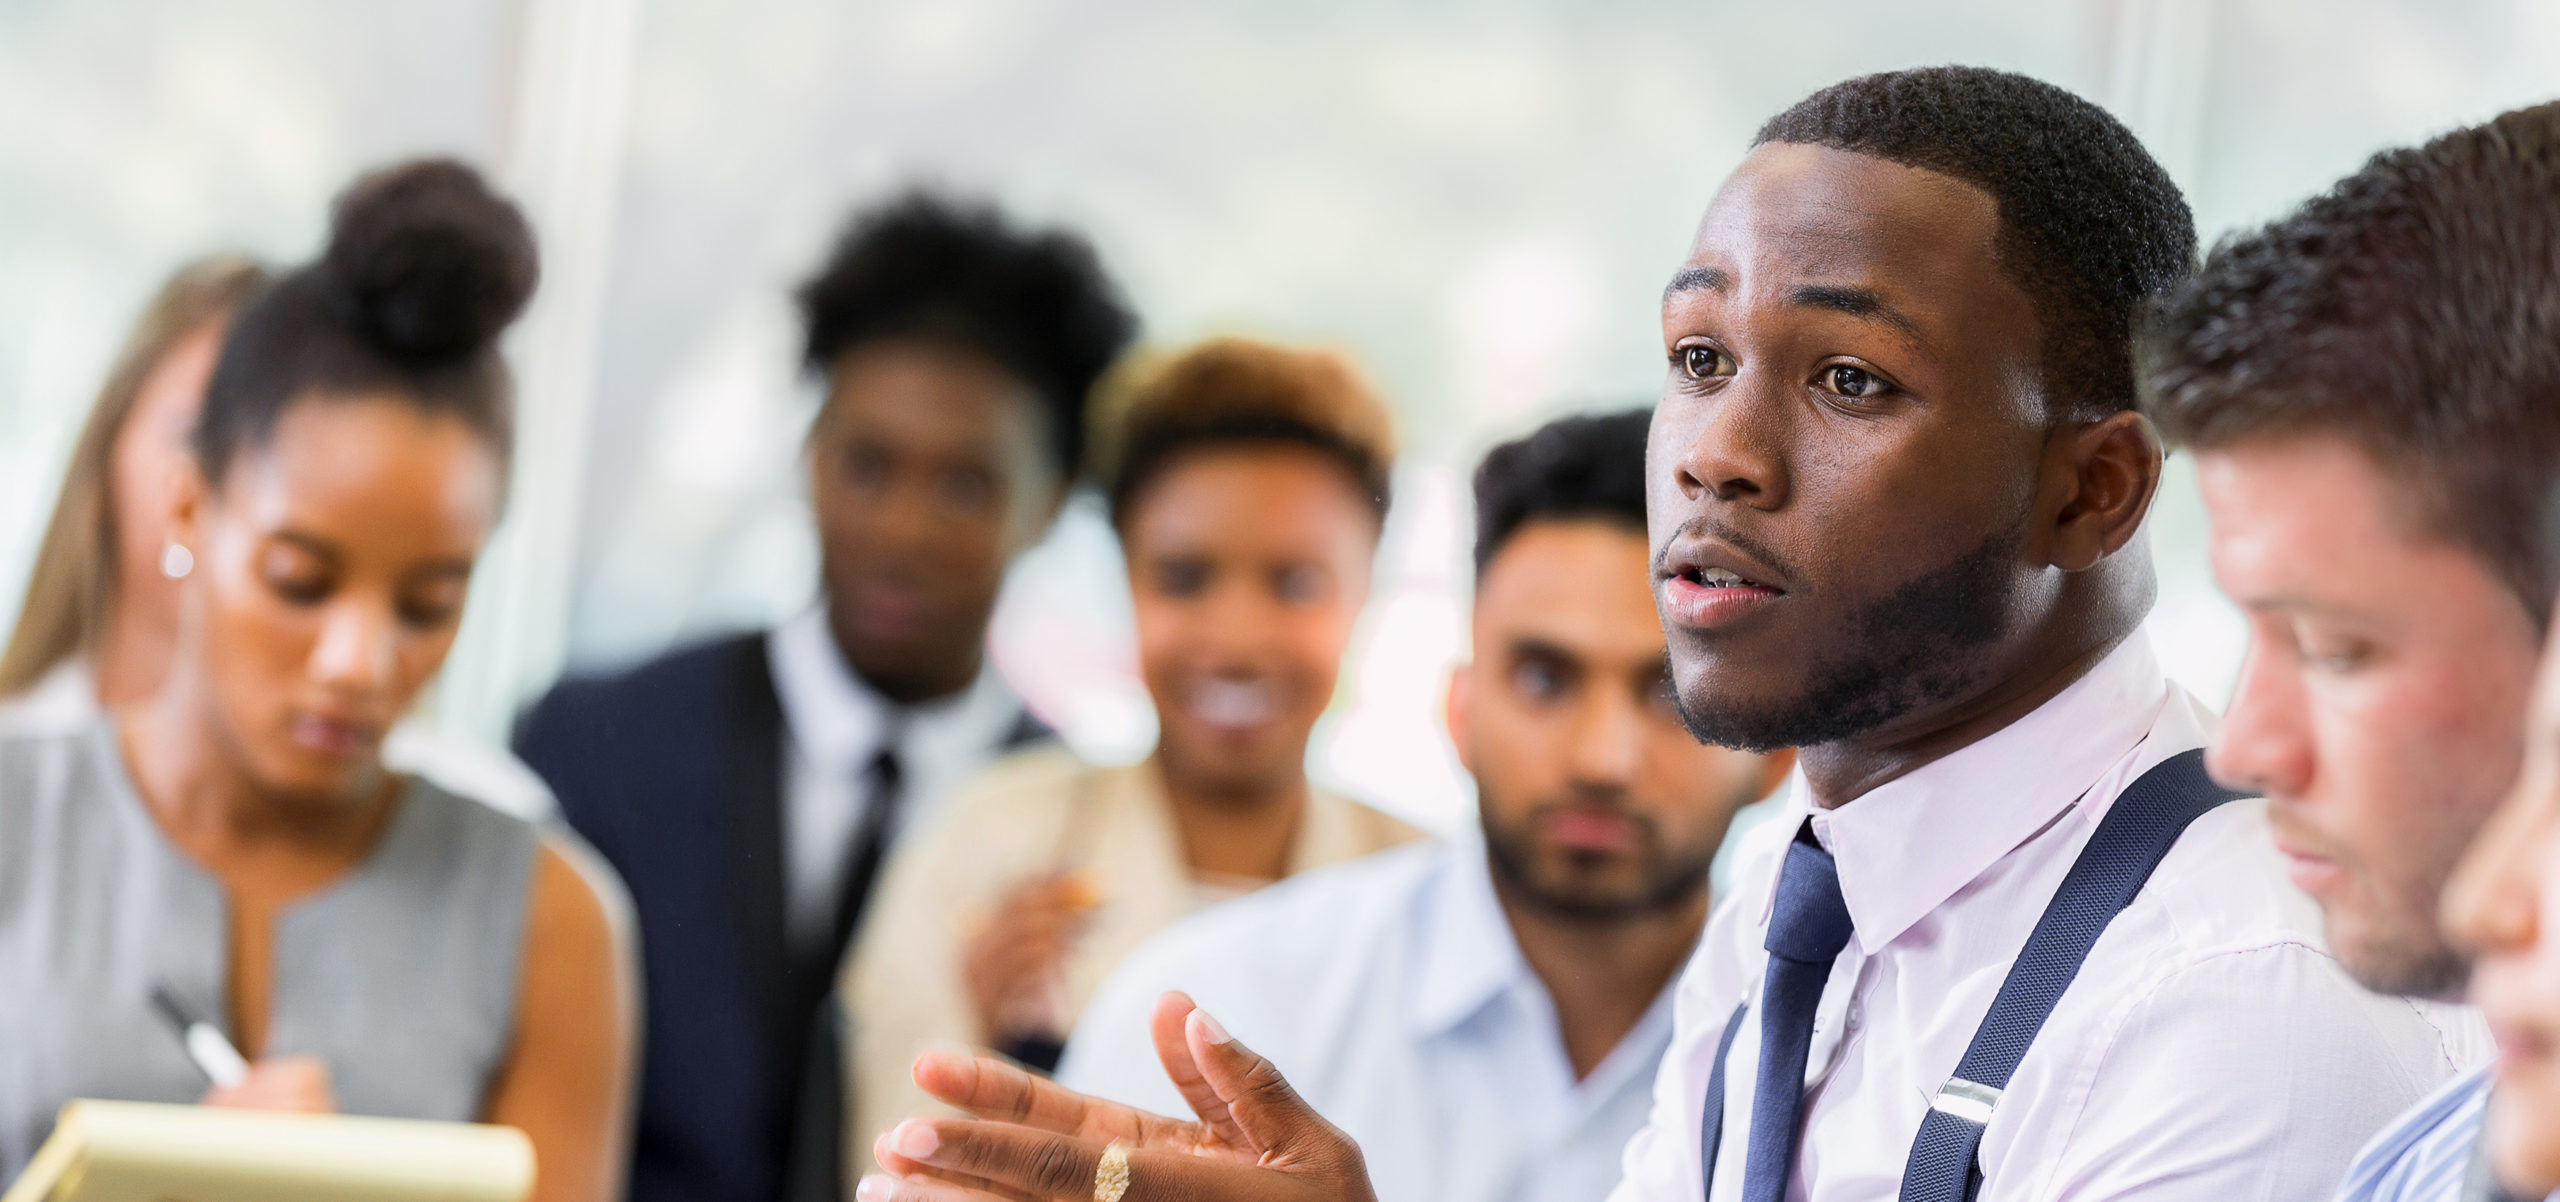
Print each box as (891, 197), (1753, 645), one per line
(149, 984), (250, 1090)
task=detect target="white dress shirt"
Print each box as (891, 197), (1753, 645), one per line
(1062, 837), (1676, 1202)
(1609, 635), (2490, 1202)
(766, 605), (1036, 951)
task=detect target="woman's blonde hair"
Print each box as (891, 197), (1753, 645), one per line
(0, 255), (269, 696)
(1092, 336), (1398, 532)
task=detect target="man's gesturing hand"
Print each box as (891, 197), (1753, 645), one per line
(857, 992), (1376, 1202)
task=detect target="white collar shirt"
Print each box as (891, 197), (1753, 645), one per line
(1061, 837), (1675, 1202)
(767, 604), (1034, 950)
(1608, 634), (2490, 1202)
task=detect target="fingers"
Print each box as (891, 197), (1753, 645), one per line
(1181, 1007), (1358, 1175)
(1150, 992), (1249, 1149)
(913, 1049), (1194, 1147)
(878, 1117), (1314, 1202)
(201, 1055), (336, 1114)
(879, 1118), (1109, 1200)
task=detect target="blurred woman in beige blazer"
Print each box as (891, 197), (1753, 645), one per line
(842, 337), (1424, 1175)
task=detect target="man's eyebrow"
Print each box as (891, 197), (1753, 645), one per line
(1787, 283), (1926, 343)
(1662, 266), (1729, 299)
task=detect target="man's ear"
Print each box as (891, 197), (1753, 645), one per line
(1443, 663), (1476, 779)
(2042, 409), (2162, 573)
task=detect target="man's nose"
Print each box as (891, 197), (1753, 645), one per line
(2205, 641), (2316, 801)
(1668, 374), (1791, 510)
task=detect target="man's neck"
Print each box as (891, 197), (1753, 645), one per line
(1493, 868), (1707, 1081)
(1798, 629), (2129, 809)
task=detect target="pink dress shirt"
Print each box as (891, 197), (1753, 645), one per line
(1609, 636), (2488, 1202)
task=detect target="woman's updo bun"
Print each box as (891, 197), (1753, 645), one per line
(196, 158), (537, 487)
(322, 159), (538, 365)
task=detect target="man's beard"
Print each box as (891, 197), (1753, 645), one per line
(1675, 521), (2024, 752)
(1481, 799), (1725, 923)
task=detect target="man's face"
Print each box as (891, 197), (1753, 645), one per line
(1650, 143), (2058, 754)
(2200, 435), (2540, 998)
(1455, 519), (1786, 919)
(809, 340), (1062, 704)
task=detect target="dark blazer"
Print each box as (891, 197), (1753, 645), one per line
(518, 634), (796, 1202)
(516, 631), (1045, 1202)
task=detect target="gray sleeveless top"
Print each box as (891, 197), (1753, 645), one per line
(0, 722), (539, 1176)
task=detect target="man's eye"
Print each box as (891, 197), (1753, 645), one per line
(1822, 365), (1885, 398)
(1679, 345), (1731, 381)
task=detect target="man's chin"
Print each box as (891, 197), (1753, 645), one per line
(2328, 917), (2473, 1000)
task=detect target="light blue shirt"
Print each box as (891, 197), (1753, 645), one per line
(1058, 838), (1677, 1202)
(2337, 1065), (2560, 1202)
(2337, 1065), (2491, 1202)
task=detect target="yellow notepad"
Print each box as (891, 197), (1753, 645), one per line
(3, 1099), (533, 1202)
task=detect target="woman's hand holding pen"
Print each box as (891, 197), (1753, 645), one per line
(858, 991), (1376, 1202)
(200, 1055), (336, 1114)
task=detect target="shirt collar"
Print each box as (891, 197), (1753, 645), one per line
(1410, 838), (1536, 1039)
(1762, 633), (2176, 957)
(766, 605), (1025, 775)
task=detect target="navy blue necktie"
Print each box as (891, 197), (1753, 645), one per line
(1743, 827), (1854, 1202)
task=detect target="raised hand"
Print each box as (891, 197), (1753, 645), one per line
(962, 872), (1100, 1045)
(858, 992), (1376, 1202)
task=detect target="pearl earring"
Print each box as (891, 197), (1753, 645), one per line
(159, 543), (193, 580)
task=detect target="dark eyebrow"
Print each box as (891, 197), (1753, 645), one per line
(1663, 266), (1729, 300)
(1505, 635), (1581, 666)
(1786, 284), (1926, 343)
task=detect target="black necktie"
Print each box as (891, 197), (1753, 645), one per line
(1743, 826), (1854, 1202)
(828, 729), (905, 959)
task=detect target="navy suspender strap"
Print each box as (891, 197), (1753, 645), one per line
(1897, 748), (2243, 1202)
(1698, 1002), (1749, 1188)
(1693, 748), (2241, 1201)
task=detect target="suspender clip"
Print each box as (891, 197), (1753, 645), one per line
(1930, 1077), (2001, 1126)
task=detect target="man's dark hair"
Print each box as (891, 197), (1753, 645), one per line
(1472, 408), (1650, 576)
(797, 191), (1137, 475)
(1755, 66), (2197, 422)
(2141, 102), (2560, 613)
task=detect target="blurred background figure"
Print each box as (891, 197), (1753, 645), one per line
(0, 159), (636, 1202)
(842, 336), (1424, 1175)
(512, 193), (1136, 1202)
(0, 253), (553, 818)
(0, 254), (265, 728)
(1059, 408), (1790, 1202)
(2446, 578), (2560, 1200)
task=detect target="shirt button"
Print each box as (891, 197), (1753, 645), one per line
(1845, 1006), (1862, 1032)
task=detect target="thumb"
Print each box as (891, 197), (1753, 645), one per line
(1183, 1006), (1357, 1172)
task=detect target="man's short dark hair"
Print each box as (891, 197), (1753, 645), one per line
(1755, 66), (2197, 422)
(1473, 408), (1650, 576)
(797, 191), (1137, 475)
(2141, 103), (2560, 612)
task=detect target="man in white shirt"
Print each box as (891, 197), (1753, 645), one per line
(2139, 104), (2560, 1201)
(1057, 410), (1790, 1202)
(845, 66), (2469, 1202)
